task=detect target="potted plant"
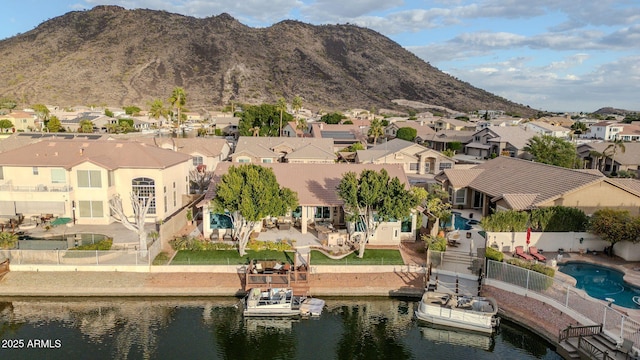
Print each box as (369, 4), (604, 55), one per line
(186, 208), (193, 226)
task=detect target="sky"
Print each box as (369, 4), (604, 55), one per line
(1, 1), (639, 113)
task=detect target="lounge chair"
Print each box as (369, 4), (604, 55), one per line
(515, 246), (534, 261)
(529, 246), (546, 261)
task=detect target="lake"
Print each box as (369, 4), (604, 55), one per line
(0, 297), (561, 359)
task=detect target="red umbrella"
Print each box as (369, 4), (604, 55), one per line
(526, 227), (531, 245)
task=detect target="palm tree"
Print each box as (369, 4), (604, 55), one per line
(292, 96), (302, 119)
(149, 99), (169, 127)
(368, 118), (384, 145)
(168, 87), (187, 127)
(295, 118), (307, 137)
(276, 97), (287, 137)
(605, 139), (626, 175)
(249, 126), (260, 137)
(78, 119), (94, 133)
(588, 150), (606, 172)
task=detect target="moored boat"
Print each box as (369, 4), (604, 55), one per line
(243, 288), (303, 317)
(415, 291), (499, 334)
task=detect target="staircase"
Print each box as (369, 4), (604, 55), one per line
(558, 324), (636, 360)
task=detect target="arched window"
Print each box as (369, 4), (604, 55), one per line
(132, 177), (156, 215)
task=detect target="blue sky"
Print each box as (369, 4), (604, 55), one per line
(2, 0), (639, 113)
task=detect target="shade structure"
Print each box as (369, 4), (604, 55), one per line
(50, 217), (72, 226)
(526, 227), (531, 245)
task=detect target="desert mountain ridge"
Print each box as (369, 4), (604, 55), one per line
(0, 5), (537, 115)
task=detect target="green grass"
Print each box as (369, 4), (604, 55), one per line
(170, 250), (294, 265)
(310, 249), (404, 265)
(152, 252), (171, 265)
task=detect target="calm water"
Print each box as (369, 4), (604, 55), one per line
(559, 262), (640, 308)
(0, 297), (561, 359)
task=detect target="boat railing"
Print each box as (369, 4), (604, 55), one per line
(559, 324), (603, 343)
(577, 335), (615, 360)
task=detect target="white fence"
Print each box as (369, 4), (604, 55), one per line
(0, 247), (158, 267)
(486, 260), (640, 345)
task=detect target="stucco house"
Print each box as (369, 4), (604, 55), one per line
(435, 156), (640, 216)
(464, 126), (535, 159)
(308, 123), (368, 152)
(199, 163), (417, 246)
(524, 121), (571, 139)
(578, 142), (640, 176)
(385, 120), (436, 143)
(431, 118), (476, 132)
(231, 136), (336, 164)
(0, 111), (38, 132)
(0, 139), (191, 224)
(585, 121), (640, 141)
(132, 137), (231, 171)
(355, 138), (455, 175)
(424, 130), (475, 152)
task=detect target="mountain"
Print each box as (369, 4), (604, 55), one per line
(0, 5), (535, 115)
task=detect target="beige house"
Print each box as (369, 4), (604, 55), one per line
(465, 126), (535, 159)
(435, 156), (640, 216)
(524, 121), (571, 138)
(199, 163), (417, 245)
(0, 139), (191, 224)
(132, 137), (231, 171)
(578, 142), (640, 176)
(385, 120), (436, 143)
(232, 136), (336, 164)
(309, 123), (368, 151)
(355, 139), (455, 175)
(432, 118), (475, 132)
(0, 111), (38, 132)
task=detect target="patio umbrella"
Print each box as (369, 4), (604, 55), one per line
(526, 227), (531, 248)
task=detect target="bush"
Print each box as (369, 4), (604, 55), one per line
(0, 232), (18, 249)
(506, 258), (555, 277)
(246, 239), (294, 252)
(70, 238), (113, 250)
(485, 247), (503, 262)
(153, 252), (171, 265)
(423, 235), (447, 251)
(169, 236), (204, 251)
(396, 127), (417, 141)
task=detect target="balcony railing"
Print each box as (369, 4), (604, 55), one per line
(0, 184), (73, 192)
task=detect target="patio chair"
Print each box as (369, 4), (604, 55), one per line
(514, 246), (534, 261)
(529, 246), (546, 261)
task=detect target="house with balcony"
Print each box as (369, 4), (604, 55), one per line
(355, 138), (455, 175)
(231, 136), (336, 164)
(0, 139), (191, 224)
(434, 156), (640, 216)
(199, 163), (417, 246)
(464, 126), (535, 159)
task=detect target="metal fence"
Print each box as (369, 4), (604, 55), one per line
(0, 248), (154, 266)
(486, 260), (640, 346)
(427, 249), (484, 276)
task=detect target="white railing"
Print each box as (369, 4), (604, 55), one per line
(0, 184), (73, 192)
(486, 260), (640, 346)
(0, 248), (153, 266)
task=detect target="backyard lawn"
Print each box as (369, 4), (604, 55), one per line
(310, 249), (405, 265)
(170, 250), (294, 265)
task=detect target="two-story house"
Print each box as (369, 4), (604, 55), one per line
(465, 126), (535, 159)
(524, 121), (571, 138)
(0, 139), (191, 224)
(355, 139), (455, 175)
(385, 120), (436, 143)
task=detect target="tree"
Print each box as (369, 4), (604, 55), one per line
(124, 106), (142, 116)
(0, 119), (13, 132)
(571, 121), (588, 135)
(368, 118), (384, 145)
(0, 98), (17, 111)
(189, 166), (214, 194)
(149, 99), (169, 126)
(589, 209), (640, 251)
(588, 150), (607, 172)
(276, 97), (287, 137)
(32, 104), (50, 130)
(291, 96), (302, 118)
(104, 108), (114, 117)
(78, 119), (94, 133)
(238, 104), (291, 137)
(605, 139), (626, 175)
(213, 165), (298, 256)
(295, 118), (307, 137)
(320, 112), (345, 124)
(46, 115), (62, 132)
(395, 127), (417, 142)
(421, 185), (452, 236)
(337, 169), (424, 257)
(168, 87), (187, 127)
(109, 193), (153, 252)
(447, 141), (463, 153)
(344, 142), (365, 152)
(523, 135), (577, 168)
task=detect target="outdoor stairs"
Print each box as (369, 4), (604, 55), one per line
(561, 332), (636, 360)
(442, 252), (475, 271)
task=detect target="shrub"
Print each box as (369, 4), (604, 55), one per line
(423, 235), (447, 251)
(506, 258), (555, 277)
(247, 239), (293, 252)
(71, 238), (113, 250)
(169, 236), (204, 251)
(485, 247), (503, 262)
(480, 210), (529, 232)
(396, 127), (417, 141)
(153, 252), (171, 265)
(0, 232), (18, 249)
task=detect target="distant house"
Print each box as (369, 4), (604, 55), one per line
(432, 118), (475, 132)
(212, 116), (240, 136)
(435, 156), (640, 216)
(231, 136), (336, 164)
(524, 121), (571, 138)
(355, 138), (455, 175)
(309, 123), (368, 151)
(282, 121), (306, 137)
(199, 163), (417, 245)
(385, 120), (436, 143)
(133, 137), (231, 171)
(0, 111), (38, 132)
(424, 130), (475, 152)
(577, 142), (640, 176)
(465, 126), (535, 159)
(0, 139), (191, 224)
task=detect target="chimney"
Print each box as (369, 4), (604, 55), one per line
(80, 148), (84, 156)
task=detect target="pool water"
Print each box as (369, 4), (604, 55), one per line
(559, 262), (640, 308)
(443, 211), (473, 230)
(209, 213), (233, 229)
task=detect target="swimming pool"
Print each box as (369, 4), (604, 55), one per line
(442, 212), (473, 231)
(559, 262), (640, 309)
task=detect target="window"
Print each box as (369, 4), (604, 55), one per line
(238, 157), (250, 163)
(173, 192), (176, 207)
(474, 136), (480, 142)
(192, 156), (203, 166)
(132, 177), (156, 215)
(108, 171), (115, 187)
(409, 163), (419, 171)
(33, 167), (39, 175)
(164, 196), (167, 212)
(78, 200), (104, 218)
(77, 170), (102, 188)
(0, 166), (4, 180)
(51, 169), (66, 183)
(454, 188), (466, 205)
(401, 217), (412, 232)
(424, 163), (430, 173)
(439, 162), (452, 170)
(262, 158), (273, 163)
(315, 206), (330, 219)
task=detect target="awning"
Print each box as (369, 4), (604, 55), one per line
(50, 217), (72, 226)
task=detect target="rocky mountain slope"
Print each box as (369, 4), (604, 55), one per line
(0, 5), (535, 115)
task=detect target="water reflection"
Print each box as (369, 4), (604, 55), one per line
(0, 297), (561, 360)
